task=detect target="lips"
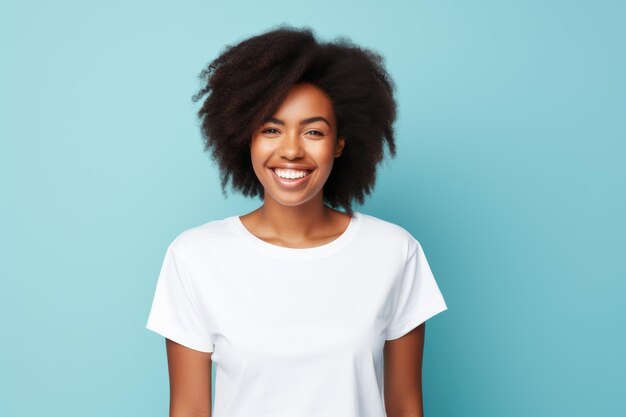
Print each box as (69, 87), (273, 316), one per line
(272, 167), (312, 179)
(269, 167), (313, 188)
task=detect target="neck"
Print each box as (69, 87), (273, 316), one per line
(254, 193), (334, 242)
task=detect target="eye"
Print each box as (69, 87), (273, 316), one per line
(307, 130), (324, 136)
(261, 128), (280, 135)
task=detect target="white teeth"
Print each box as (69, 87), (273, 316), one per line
(273, 168), (311, 179)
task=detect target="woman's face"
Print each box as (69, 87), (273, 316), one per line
(250, 82), (345, 208)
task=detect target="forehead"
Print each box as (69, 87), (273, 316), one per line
(270, 83), (335, 122)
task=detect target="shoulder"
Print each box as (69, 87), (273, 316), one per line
(356, 211), (420, 256)
(166, 215), (237, 260)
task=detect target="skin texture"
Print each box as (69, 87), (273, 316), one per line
(384, 323), (427, 417)
(166, 82), (425, 417)
(165, 339), (212, 417)
(240, 82), (349, 246)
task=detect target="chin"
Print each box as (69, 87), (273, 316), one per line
(266, 190), (320, 206)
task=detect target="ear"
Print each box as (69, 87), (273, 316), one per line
(335, 135), (346, 158)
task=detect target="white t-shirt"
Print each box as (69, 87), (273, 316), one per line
(146, 211), (447, 417)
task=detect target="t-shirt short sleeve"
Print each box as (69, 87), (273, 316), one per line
(145, 242), (215, 352)
(385, 238), (448, 340)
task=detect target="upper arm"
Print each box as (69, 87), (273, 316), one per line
(166, 338), (213, 417)
(384, 322), (426, 417)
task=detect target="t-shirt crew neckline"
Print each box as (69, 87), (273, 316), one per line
(227, 211), (362, 261)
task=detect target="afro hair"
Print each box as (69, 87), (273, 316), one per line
(192, 24), (397, 215)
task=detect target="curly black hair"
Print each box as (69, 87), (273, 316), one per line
(192, 24), (397, 215)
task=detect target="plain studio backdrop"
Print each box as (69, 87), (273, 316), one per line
(1, 1), (624, 416)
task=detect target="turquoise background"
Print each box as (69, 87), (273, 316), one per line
(1, 0), (624, 416)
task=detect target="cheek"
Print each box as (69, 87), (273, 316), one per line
(249, 139), (275, 181)
(249, 138), (268, 164)
(248, 140), (262, 174)
(311, 143), (337, 167)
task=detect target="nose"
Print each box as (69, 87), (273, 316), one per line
(278, 131), (305, 159)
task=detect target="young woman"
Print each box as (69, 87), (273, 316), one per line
(146, 25), (448, 417)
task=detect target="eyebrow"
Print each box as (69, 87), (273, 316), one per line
(262, 116), (330, 127)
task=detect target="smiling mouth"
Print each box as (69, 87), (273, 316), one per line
(271, 168), (313, 180)
(269, 168), (314, 187)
